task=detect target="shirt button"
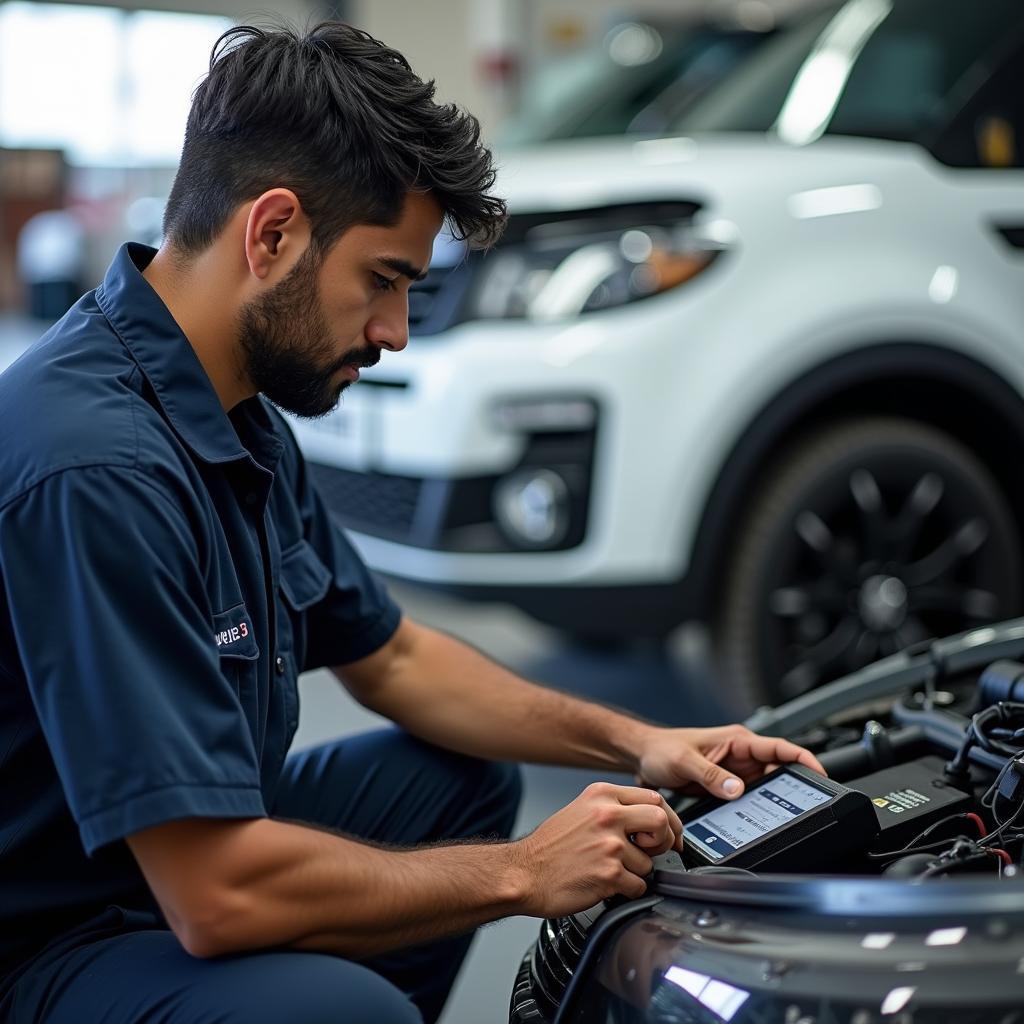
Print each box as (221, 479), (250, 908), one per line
(275, 656), (286, 676)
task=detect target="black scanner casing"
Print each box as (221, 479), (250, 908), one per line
(682, 764), (880, 872)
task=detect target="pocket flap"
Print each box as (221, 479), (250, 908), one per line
(212, 605), (259, 660)
(279, 539), (332, 612)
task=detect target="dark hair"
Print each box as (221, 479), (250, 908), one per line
(163, 21), (506, 258)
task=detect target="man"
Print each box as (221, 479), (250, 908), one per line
(0, 22), (823, 1024)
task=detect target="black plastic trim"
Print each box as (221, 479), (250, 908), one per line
(994, 224), (1024, 250)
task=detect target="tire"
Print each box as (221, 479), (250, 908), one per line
(714, 416), (1022, 710)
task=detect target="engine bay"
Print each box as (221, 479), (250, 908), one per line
(510, 629), (1024, 1023)
(737, 656), (1024, 881)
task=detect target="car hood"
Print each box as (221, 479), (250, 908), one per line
(493, 132), (934, 214)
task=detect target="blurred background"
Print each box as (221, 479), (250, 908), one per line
(3, 0), (1024, 1020)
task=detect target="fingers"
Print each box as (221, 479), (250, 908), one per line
(616, 869), (649, 900)
(621, 840), (654, 879)
(680, 747), (746, 800)
(611, 786), (684, 850)
(614, 785), (674, 806)
(618, 804), (676, 854)
(733, 731), (827, 777)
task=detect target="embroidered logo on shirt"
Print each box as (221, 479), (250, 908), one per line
(212, 606), (259, 660)
(215, 621), (250, 647)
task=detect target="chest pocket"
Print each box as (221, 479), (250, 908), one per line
(277, 539), (331, 672)
(212, 604), (259, 661)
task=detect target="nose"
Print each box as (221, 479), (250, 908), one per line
(366, 291), (409, 353)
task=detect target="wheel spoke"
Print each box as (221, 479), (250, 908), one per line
(876, 632), (899, 657)
(850, 468), (886, 561)
(908, 584), (999, 619)
(769, 586), (810, 617)
(781, 616), (860, 696)
(906, 583), (963, 613)
(850, 630), (879, 669)
(794, 510), (861, 582)
(902, 517), (988, 587)
(779, 660), (818, 698)
(893, 615), (931, 649)
(964, 588), (1001, 619)
(891, 472), (944, 559)
(795, 510), (833, 555)
(769, 582), (849, 617)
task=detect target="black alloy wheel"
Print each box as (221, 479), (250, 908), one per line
(715, 417), (1022, 709)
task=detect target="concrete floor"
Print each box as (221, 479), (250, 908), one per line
(1, 315), (736, 1023)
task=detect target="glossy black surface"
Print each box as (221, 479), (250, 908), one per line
(569, 889), (1024, 1022)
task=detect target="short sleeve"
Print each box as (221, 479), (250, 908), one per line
(0, 465), (266, 855)
(284, 445), (402, 671)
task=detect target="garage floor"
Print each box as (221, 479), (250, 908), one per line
(1, 317), (735, 1024)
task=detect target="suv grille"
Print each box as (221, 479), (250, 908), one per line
(307, 463), (422, 539)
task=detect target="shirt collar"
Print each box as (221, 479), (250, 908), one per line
(96, 242), (283, 471)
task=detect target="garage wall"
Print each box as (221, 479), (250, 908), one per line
(349, 0), (508, 137)
(43, 0), (320, 23)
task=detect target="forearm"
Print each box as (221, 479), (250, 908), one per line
(133, 816), (525, 959)
(336, 621), (655, 772)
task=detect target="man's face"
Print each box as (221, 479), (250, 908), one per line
(238, 191), (443, 418)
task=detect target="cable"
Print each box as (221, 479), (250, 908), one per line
(982, 797), (1024, 847)
(917, 851), (992, 881)
(965, 812), (987, 838)
(989, 847), (1013, 867)
(868, 812), (987, 862)
(946, 701), (1024, 780)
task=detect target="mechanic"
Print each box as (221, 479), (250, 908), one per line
(0, 22), (823, 1024)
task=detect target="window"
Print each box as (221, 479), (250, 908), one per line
(0, 2), (232, 166)
(673, 0), (1021, 146)
(931, 40), (1024, 169)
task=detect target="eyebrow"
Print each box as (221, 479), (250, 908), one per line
(379, 256), (428, 282)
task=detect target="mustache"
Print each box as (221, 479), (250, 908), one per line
(330, 346), (381, 375)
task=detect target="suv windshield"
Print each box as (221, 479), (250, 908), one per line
(673, 0), (1023, 144)
(500, 21), (772, 146)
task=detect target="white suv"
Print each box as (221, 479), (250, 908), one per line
(289, 0), (1024, 706)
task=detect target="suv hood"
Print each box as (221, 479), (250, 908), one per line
(494, 132), (934, 214)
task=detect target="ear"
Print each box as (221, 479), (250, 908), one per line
(243, 188), (311, 282)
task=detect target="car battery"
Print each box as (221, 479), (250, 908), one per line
(848, 755), (973, 851)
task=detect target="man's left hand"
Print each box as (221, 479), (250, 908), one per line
(635, 724), (826, 800)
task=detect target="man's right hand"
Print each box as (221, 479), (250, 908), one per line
(512, 782), (683, 918)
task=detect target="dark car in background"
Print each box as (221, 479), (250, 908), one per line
(499, 8), (782, 147)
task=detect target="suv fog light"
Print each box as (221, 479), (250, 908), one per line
(494, 469), (570, 548)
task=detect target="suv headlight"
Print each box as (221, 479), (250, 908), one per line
(467, 203), (731, 322)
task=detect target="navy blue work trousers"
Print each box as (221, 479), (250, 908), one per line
(3, 729), (523, 1024)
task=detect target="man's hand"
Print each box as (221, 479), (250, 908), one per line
(634, 724), (826, 800)
(513, 782), (682, 918)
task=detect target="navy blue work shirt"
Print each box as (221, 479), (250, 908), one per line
(0, 243), (401, 986)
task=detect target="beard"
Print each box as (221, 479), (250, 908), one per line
(237, 247), (379, 419)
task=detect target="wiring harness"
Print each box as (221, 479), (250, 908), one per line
(879, 701), (1024, 879)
